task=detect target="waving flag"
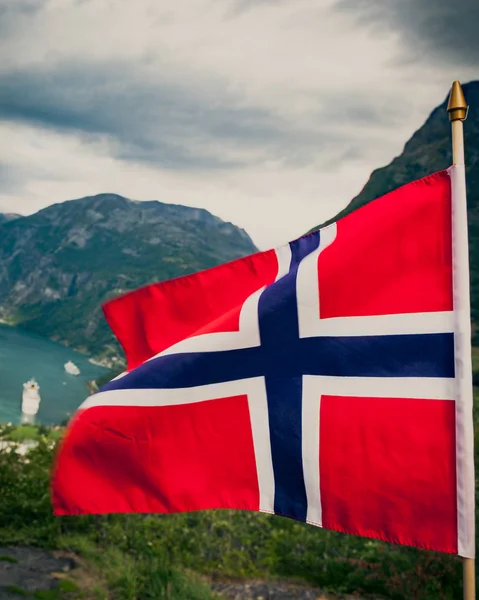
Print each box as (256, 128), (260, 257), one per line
(52, 167), (474, 558)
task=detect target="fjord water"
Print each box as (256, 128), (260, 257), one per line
(0, 324), (108, 425)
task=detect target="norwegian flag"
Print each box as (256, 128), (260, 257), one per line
(52, 167), (474, 558)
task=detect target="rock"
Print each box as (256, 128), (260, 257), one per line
(0, 546), (76, 595)
(211, 580), (360, 599)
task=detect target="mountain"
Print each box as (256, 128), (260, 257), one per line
(318, 80), (479, 327)
(0, 213), (20, 225)
(0, 194), (257, 364)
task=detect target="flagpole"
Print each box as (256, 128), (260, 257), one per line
(447, 80), (476, 600)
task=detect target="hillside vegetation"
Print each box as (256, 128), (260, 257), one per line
(0, 195), (256, 364)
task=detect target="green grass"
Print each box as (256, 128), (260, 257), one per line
(1, 424), (64, 443)
(32, 587), (84, 600)
(58, 580), (80, 593)
(5, 425), (39, 442)
(5, 585), (28, 596)
(33, 592), (64, 600)
(0, 554), (18, 562)
(55, 537), (214, 600)
(33, 592), (57, 600)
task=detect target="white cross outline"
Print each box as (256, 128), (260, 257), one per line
(294, 223), (456, 528)
(81, 222), (458, 545)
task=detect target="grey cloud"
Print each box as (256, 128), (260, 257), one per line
(0, 161), (35, 195)
(227, 0), (292, 17)
(0, 0), (46, 33)
(0, 62), (276, 169)
(334, 0), (479, 66)
(332, 96), (407, 127)
(0, 60), (373, 171)
(0, 0), (45, 18)
(0, 155), (80, 196)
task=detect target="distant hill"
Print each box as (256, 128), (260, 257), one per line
(0, 194), (257, 363)
(0, 212), (20, 225)
(314, 80), (479, 329)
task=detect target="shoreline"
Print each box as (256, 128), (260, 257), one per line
(1, 320), (119, 370)
(88, 357), (117, 368)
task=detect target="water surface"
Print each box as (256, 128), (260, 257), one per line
(0, 324), (108, 424)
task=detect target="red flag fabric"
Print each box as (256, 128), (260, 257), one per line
(52, 168), (475, 558)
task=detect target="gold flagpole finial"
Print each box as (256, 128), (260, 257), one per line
(447, 80), (468, 122)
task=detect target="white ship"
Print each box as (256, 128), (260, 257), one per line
(64, 361), (80, 376)
(22, 379), (41, 422)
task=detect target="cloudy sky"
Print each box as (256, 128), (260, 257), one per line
(0, 0), (477, 249)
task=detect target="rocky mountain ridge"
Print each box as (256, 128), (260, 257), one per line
(0, 194), (257, 362)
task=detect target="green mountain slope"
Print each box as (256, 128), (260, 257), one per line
(0, 194), (257, 363)
(316, 80), (479, 326)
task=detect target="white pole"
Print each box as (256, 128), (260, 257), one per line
(447, 80), (475, 600)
